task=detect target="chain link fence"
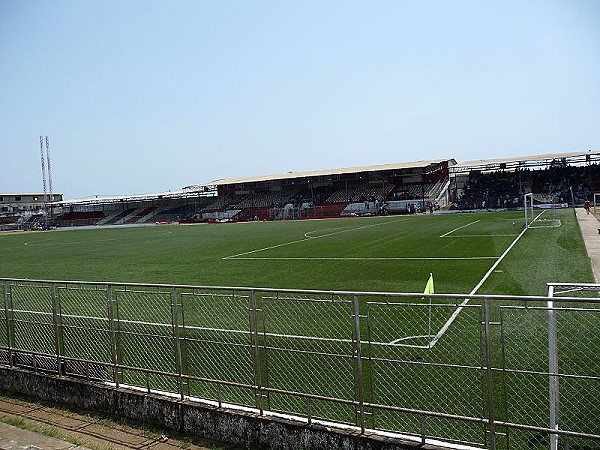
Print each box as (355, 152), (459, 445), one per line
(1, 278), (599, 449)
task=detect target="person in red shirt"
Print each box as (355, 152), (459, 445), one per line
(584, 199), (591, 215)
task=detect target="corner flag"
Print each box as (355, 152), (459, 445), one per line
(424, 273), (434, 340)
(424, 273), (434, 295)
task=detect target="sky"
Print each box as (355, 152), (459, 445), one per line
(1, 0), (599, 199)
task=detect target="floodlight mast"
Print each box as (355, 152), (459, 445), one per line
(39, 135), (49, 228)
(45, 136), (54, 224)
(46, 136), (53, 202)
(39, 135), (54, 228)
(39, 136), (47, 201)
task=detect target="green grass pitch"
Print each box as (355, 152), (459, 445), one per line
(0, 208), (592, 294)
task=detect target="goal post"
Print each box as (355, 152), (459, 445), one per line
(524, 193), (534, 228)
(524, 192), (562, 229)
(594, 193), (600, 214)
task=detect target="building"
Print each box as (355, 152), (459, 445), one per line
(0, 193), (63, 215)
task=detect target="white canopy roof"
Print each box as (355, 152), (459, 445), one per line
(187, 158), (456, 189)
(452, 150), (599, 173)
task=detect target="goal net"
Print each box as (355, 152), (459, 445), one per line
(524, 193), (562, 228)
(594, 193), (600, 215)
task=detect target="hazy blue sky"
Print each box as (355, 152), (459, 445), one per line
(1, 0), (599, 199)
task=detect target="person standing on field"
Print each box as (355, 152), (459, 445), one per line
(584, 199), (591, 214)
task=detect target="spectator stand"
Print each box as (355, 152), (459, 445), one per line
(449, 151), (600, 211)
(50, 159), (460, 225)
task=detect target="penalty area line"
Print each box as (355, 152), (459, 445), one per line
(440, 234), (519, 238)
(227, 256), (498, 261)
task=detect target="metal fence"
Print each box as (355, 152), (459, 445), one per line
(1, 278), (599, 450)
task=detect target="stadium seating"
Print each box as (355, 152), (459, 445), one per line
(150, 204), (199, 222)
(56, 211), (106, 227)
(453, 164), (600, 210)
(232, 192), (288, 208)
(325, 184), (394, 204)
(0, 216), (20, 225)
(62, 211), (105, 221)
(124, 207), (157, 224)
(100, 208), (137, 225)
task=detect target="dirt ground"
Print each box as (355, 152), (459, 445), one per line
(0, 392), (238, 450)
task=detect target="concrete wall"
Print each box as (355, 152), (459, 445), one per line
(0, 366), (442, 450)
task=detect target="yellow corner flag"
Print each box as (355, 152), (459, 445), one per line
(424, 273), (434, 295)
(424, 273), (435, 339)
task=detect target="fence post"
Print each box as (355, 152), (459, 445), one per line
(250, 290), (264, 414)
(50, 283), (62, 376)
(2, 280), (13, 366)
(172, 287), (184, 400)
(353, 294), (366, 434)
(107, 285), (119, 388)
(483, 298), (497, 450)
(547, 286), (559, 450)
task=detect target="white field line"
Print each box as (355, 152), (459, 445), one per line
(303, 226), (353, 238)
(230, 256), (497, 261)
(440, 234), (518, 238)
(389, 334), (431, 347)
(223, 217), (407, 259)
(12, 309), (352, 344)
(529, 219), (561, 229)
(23, 238), (120, 247)
(426, 209), (546, 348)
(439, 220), (480, 238)
(439, 219), (522, 238)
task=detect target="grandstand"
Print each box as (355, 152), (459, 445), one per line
(3, 151), (596, 230)
(450, 151), (600, 211)
(48, 159), (454, 225)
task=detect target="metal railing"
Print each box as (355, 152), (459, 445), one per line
(1, 278), (599, 449)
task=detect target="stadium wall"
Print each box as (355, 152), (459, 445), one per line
(0, 367), (427, 450)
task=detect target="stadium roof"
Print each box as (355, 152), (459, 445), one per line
(53, 159), (455, 206)
(51, 151), (598, 206)
(50, 188), (216, 207)
(451, 150), (600, 173)
(0, 192), (63, 196)
(184, 158), (457, 190)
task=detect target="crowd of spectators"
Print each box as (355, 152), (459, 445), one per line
(454, 164), (599, 210)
